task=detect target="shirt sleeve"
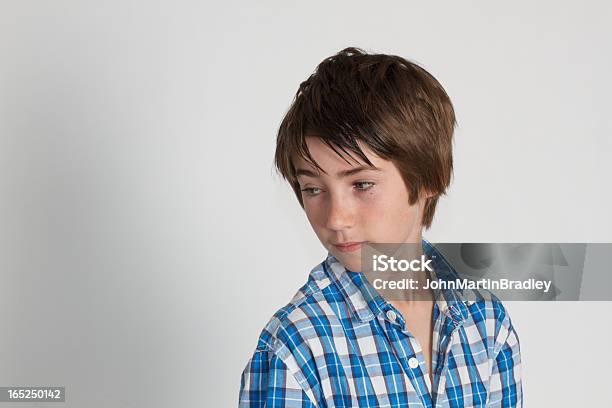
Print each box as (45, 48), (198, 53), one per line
(487, 319), (523, 407)
(239, 349), (317, 408)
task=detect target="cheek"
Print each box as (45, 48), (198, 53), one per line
(361, 187), (395, 211)
(303, 200), (326, 226)
(357, 190), (393, 224)
(363, 188), (418, 226)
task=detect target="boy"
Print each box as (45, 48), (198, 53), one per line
(239, 47), (522, 407)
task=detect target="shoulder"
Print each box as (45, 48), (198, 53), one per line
(251, 260), (339, 354)
(242, 260), (341, 399)
(240, 263), (335, 406)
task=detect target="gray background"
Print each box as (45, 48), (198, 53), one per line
(1, 1), (611, 407)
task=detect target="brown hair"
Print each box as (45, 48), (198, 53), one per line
(274, 47), (456, 229)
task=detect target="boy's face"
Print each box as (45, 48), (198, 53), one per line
(294, 136), (428, 272)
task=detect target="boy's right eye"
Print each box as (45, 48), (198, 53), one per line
(301, 187), (322, 196)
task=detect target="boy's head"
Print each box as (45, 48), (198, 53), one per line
(274, 47), (456, 271)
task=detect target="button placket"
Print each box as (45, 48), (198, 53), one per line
(382, 308), (432, 407)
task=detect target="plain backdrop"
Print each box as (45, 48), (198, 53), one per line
(1, 1), (611, 407)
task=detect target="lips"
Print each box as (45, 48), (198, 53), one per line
(333, 241), (367, 253)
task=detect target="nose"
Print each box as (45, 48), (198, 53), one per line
(325, 193), (354, 231)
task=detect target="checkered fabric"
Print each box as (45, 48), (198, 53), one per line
(239, 240), (522, 407)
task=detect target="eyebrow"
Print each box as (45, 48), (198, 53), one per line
(295, 165), (382, 179)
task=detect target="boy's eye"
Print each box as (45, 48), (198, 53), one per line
(300, 182), (374, 196)
(301, 187), (322, 196)
(354, 181), (375, 191)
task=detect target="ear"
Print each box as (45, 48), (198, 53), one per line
(421, 188), (436, 200)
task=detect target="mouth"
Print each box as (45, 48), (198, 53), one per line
(333, 241), (367, 253)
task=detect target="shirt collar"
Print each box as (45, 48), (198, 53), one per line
(321, 239), (470, 325)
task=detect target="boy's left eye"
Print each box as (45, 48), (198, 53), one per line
(354, 181), (375, 191)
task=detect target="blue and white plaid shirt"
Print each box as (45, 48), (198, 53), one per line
(240, 240), (522, 407)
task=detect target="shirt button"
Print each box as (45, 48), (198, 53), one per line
(386, 310), (397, 322)
(408, 357), (419, 369)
